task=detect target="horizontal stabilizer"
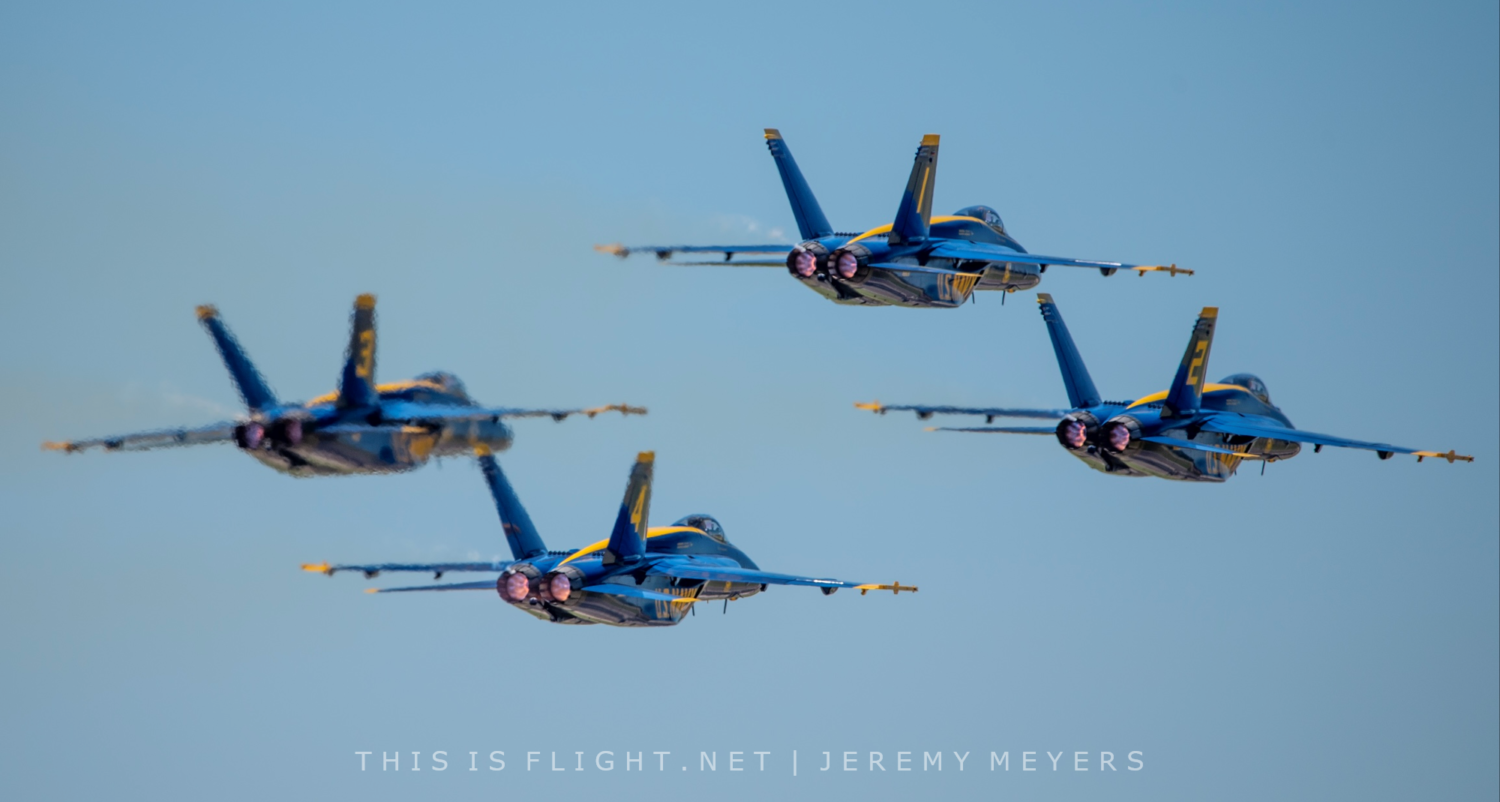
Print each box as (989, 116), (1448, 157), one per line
(926, 426), (1054, 435)
(595, 244), (793, 260)
(379, 401), (647, 424)
(365, 580), (498, 594)
(582, 583), (698, 604)
(1140, 435), (1266, 459)
(855, 401), (1065, 421)
(43, 422), (237, 454)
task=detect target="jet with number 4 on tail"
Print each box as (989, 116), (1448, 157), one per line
(44, 295), (645, 477)
(303, 450), (914, 627)
(857, 294), (1472, 482)
(596, 129), (1189, 309)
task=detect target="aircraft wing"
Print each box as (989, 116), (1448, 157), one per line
(595, 243), (794, 264)
(301, 561), (511, 579)
(926, 241), (1191, 277)
(1199, 413), (1473, 463)
(381, 401), (647, 424)
(43, 422), (238, 454)
(854, 401), (1067, 420)
(648, 558), (916, 595)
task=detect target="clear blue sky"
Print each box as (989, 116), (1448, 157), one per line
(1, 2), (1495, 800)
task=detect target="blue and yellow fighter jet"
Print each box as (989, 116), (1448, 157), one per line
(303, 450), (914, 626)
(44, 295), (644, 477)
(596, 129), (1189, 309)
(856, 294), (1472, 481)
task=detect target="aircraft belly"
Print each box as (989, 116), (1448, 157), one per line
(854, 269), (969, 308)
(292, 430), (427, 474)
(1066, 447), (1149, 477)
(791, 274), (888, 306)
(1115, 440), (1230, 483)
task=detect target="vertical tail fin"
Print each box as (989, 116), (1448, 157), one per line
(337, 294), (377, 410)
(1036, 294), (1102, 409)
(889, 134), (940, 246)
(196, 305), (277, 412)
(604, 451), (653, 565)
(477, 449), (548, 560)
(763, 129), (834, 241)
(1163, 307), (1219, 417)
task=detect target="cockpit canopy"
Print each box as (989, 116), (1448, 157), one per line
(415, 371), (469, 399)
(1219, 373), (1271, 405)
(673, 514), (727, 543)
(953, 205), (1006, 236)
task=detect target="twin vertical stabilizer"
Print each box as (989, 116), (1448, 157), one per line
(197, 305), (278, 412)
(1163, 308), (1219, 417)
(478, 449), (549, 560)
(764, 129), (834, 241)
(889, 134), (940, 246)
(604, 451), (654, 564)
(338, 294), (378, 410)
(1036, 294), (1103, 409)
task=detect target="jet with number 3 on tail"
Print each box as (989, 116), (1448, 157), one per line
(44, 295), (645, 477)
(596, 129), (1189, 309)
(857, 294), (1472, 482)
(303, 450), (914, 627)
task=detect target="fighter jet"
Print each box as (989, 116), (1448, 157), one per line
(597, 129), (1188, 309)
(44, 295), (644, 476)
(856, 294), (1472, 482)
(303, 450), (915, 626)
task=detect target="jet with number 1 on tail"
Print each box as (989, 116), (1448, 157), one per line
(303, 450), (914, 627)
(44, 295), (645, 477)
(596, 129), (1188, 309)
(857, 294), (1471, 482)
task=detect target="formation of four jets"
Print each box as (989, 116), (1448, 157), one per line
(47, 129), (1471, 628)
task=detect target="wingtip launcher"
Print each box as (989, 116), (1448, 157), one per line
(853, 401), (885, 414)
(855, 581), (917, 596)
(594, 243), (630, 258)
(1414, 450), (1474, 464)
(1132, 264), (1193, 278)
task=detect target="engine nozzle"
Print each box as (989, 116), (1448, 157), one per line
(1100, 417), (1141, 453)
(785, 241), (829, 278)
(827, 244), (872, 284)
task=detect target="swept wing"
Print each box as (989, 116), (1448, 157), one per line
(927, 241), (1191, 277)
(1200, 413), (1472, 463)
(43, 422), (238, 454)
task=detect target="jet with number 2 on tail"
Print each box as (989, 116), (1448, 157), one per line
(44, 295), (645, 477)
(857, 294), (1472, 482)
(303, 449), (914, 627)
(596, 129), (1189, 309)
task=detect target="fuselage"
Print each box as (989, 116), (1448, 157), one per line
(1057, 384), (1302, 483)
(499, 525), (763, 627)
(789, 215), (1041, 308)
(239, 377), (512, 477)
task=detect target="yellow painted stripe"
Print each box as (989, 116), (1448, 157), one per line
(1125, 383), (1251, 410)
(559, 526), (705, 566)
